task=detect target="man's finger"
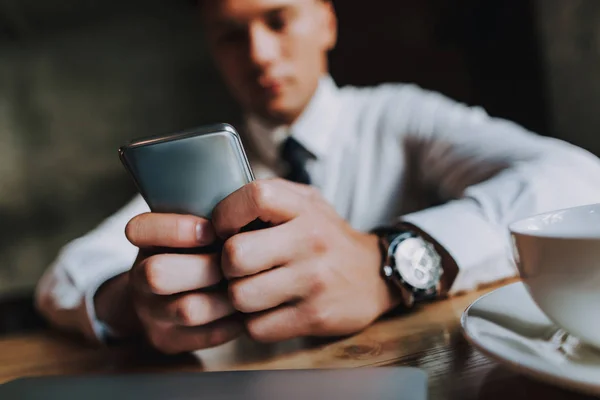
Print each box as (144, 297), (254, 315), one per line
(147, 316), (243, 354)
(221, 218), (320, 278)
(212, 180), (306, 239)
(149, 291), (235, 326)
(125, 213), (215, 248)
(228, 263), (310, 313)
(264, 177), (317, 197)
(132, 253), (222, 295)
(243, 305), (307, 343)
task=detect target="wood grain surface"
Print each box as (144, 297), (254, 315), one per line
(0, 280), (595, 400)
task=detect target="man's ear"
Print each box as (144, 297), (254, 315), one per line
(320, 0), (338, 52)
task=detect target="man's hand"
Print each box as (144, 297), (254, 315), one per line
(123, 214), (244, 354)
(211, 179), (401, 343)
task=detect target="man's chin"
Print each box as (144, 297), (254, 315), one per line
(254, 100), (301, 125)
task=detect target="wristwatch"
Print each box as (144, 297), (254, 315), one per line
(374, 227), (444, 308)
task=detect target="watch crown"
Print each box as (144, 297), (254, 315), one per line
(383, 265), (394, 278)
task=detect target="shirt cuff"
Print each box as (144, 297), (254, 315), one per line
(83, 270), (125, 343)
(400, 199), (519, 294)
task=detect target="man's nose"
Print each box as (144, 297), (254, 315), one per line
(248, 24), (280, 68)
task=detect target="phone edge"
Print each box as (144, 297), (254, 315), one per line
(121, 123), (237, 149)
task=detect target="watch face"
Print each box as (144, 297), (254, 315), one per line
(393, 237), (442, 290)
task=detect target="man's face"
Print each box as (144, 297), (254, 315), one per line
(201, 0), (337, 124)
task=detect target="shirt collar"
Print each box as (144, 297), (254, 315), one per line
(244, 74), (342, 166)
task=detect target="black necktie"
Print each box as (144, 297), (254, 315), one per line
(279, 137), (313, 184)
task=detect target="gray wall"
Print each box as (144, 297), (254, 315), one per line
(0, 1), (238, 294)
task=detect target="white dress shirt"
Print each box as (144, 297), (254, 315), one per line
(35, 75), (600, 343)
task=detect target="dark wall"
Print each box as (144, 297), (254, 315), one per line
(330, 0), (548, 135)
(535, 0), (600, 155)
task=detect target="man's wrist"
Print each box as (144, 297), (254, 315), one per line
(94, 272), (141, 341)
(363, 233), (403, 316)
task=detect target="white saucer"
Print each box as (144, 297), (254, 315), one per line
(461, 282), (600, 397)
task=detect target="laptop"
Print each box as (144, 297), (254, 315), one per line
(0, 367), (427, 399)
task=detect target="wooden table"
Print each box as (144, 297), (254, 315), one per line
(0, 281), (595, 400)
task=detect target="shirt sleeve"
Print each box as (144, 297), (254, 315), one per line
(392, 86), (600, 294)
(34, 194), (149, 342)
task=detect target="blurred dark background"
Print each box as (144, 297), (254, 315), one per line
(0, 0), (599, 331)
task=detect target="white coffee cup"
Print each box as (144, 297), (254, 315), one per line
(509, 203), (600, 350)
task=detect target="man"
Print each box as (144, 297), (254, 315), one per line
(36, 0), (600, 354)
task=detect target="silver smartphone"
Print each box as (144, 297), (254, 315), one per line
(119, 123), (254, 219)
